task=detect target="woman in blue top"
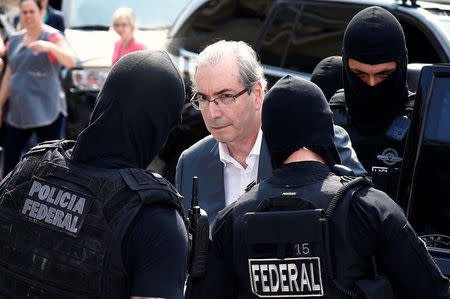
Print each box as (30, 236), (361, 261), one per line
(0, 0), (75, 176)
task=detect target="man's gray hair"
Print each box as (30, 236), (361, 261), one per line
(193, 40), (267, 95)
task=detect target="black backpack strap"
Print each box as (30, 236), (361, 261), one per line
(325, 176), (372, 219)
(322, 176), (373, 298)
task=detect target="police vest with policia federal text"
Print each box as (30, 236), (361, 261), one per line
(0, 140), (185, 298)
(231, 174), (394, 299)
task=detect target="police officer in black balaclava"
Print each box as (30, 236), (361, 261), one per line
(310, 55), (343, 102)
(330, 6), (414, 200)
(0, 50), (188, 298)
(187, 75), (449, 299)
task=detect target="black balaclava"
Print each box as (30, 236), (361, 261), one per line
(342, 6), (408, 133)
(310, 56), (343, 101)
(262, 75), (341, 169)
(71, 50), (185, 169)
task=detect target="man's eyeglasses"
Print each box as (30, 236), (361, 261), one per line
(190, 87), (249, 111)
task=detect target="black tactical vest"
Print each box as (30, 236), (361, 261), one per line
(230, 174), (380, 298)
(0, 140), (185, 298)
(330, 90), (414, 199)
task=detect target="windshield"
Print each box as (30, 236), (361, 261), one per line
(63, 0), (191, 29)
(439, 18), (450, 39)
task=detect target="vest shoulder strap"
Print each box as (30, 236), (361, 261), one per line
(119, 168), (185, 216)
(23, 140), (75, 157)
(329, 89), (347, 110)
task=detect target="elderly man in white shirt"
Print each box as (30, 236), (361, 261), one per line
(175, 40), (365, 223)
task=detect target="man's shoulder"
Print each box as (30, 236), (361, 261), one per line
(180, 135), (217, 159)
(354, 184), (396, 205)
(176, 135), (218, 187)
(352, 184), (407, 222)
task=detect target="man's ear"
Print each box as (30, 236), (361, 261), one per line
(253, 81), (263, 110)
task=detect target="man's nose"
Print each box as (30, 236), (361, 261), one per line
(367, 76), (378, 86)
(205, 101), (222, 118)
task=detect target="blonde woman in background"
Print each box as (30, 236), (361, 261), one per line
(111, 7), (147, 66)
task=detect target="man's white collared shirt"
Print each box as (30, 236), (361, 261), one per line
(219, 129), (263, 207)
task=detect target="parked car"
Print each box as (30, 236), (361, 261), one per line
(167, 0), (450, 89)
(60, 0), (191, 139)
(397, 64), (450, 276)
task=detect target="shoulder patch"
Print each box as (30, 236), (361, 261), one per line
(20, 177), (94, 237)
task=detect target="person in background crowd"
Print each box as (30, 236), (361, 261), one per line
(0, 32), (5, 71)
(111, 7), (147, 66)
(187, 75), (450, 298)
(176, 40), (365, 224)
(330, 6), (414, 200)
(11, 0), (66, 165)
(0, 0), (75, 176)
(0, 50), (188, 299)
(310, 55), (343, 102)
(14, 0), (65, 33)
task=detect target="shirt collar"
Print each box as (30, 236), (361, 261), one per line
(219, 128), (263, 167)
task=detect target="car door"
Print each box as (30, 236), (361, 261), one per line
(397, 65), (450, 277)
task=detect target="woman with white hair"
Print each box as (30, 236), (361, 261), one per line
(111, 7), (147, 66)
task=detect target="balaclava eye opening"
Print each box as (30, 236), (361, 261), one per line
(342, 6), (409, 133)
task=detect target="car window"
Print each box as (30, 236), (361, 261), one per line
(400, 19), (441, 63)
(257, 2), (362, 73)
(424, 77), (450, 142)
(439, 18), (450, 37)
(170, 0), (450, 75)
(64, 0), (191, 29)
(173, 0), (270, 53)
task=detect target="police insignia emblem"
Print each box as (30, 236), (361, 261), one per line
(377, 147), (402, 166)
